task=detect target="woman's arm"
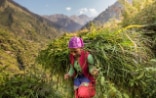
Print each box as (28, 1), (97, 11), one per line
(68, 64), (75, 77)
(64, 64), (75, 79)
(87, 54), (98, 75)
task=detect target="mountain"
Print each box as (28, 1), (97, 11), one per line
(0, 0), (64, 72)
(83, 1), (122, 29)
(0, 0), (63, 42)
(70, 14), (93, 25)
(43, 14), (93, 32)
(43, 14), (82, 32)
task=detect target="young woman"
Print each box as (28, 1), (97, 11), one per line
(64, 36), (98, 98)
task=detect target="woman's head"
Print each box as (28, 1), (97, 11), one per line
(69, 48), (82, 57)
(68, 36), (84, 48)
(68, 36), (84, 57)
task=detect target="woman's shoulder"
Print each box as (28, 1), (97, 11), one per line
(87, 54), (93, 59)
(87, 53), (94, 64)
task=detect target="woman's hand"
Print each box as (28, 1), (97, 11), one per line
(64, 73), (70, 79)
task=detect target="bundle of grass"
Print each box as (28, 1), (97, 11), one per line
(120, 0), (156, 56)
(37, 27), (156, 98)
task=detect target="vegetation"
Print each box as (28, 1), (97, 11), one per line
(119, 0), (156, 26)
(0, 0), (63, 97)
(0, 66), (62, 98)
(0, 0), (156, 98)
(37, 26), (156, 98)
(119, 0), (156, 55)
(37, 0), (156, 98)
(0, 27), (64, 98)
(0, 28), (39, 70)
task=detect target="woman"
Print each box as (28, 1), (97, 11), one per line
(64, 36), (98, 98)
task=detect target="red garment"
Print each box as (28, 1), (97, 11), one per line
(75, 83), (95, 98)
(69, 50), (95, 84)
(78, 83), (96, 97)
(70, 50), (96, 97)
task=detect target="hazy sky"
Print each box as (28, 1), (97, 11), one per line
(13, 0), (117, 17)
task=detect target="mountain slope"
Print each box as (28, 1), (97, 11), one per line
(43, 14), (93, 32)
(0, 28), (40, 73)
(0, 0), (63, 42)
(43, 14), (82, 32)
(70, 14), (93, 25)
(0, 0), (64, 72)
(83, 1), (122, 29)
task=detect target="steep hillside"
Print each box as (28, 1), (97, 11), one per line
(0, 28), (41, 73)
(120, 0), (156, 55)
(0, 1), (66, 97)
(0, 28), (63, 97)
(0, 0), (63, 42)
(83, 1), (122, 29)
(0, 0), (65, 72)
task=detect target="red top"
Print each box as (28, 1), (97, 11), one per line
(69, 50), (95, 84)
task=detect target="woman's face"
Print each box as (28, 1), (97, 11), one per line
(69, 48), (82, 57)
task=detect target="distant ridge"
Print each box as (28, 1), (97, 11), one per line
(43, 14), (93, 32)
(82, 1), (123, 29)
